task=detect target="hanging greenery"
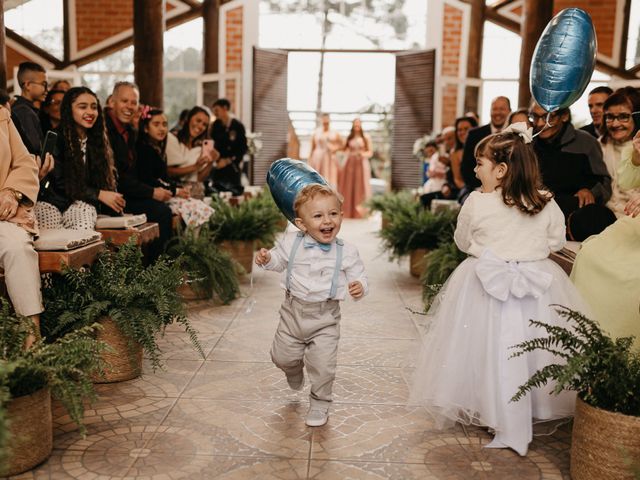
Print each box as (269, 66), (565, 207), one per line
(0, 300), (107, 466)
(41, 240), (202, 370)
(511, 306), (640, 416)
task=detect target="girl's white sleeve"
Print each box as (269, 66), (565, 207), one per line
(546, 199), (567, 252)
(454, 194), (475, 254)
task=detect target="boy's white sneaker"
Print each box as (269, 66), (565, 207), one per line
(305, 407), (329, 427)
(286, 371), (305, 391)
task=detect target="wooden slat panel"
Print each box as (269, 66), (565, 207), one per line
(392, 50), (436, 190)
(252, 47), (289, 186)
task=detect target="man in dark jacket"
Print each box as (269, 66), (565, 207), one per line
(105, 82), (172, 259)
(530, 101), (615, 240)
(209, 98), (247, 194)
(11, 62), (48, 154)
(579, 86), (613, 139)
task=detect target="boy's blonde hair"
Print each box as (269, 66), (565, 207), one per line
(294, 184), (343, 216)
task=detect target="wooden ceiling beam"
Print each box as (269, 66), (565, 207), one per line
(5, 28), (63, 67)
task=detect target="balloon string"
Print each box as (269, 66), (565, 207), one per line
(531, 112), (552, 139)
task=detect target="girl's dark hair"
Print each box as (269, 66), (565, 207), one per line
(475, 131), (551, 215)
(59, 86), (116, 200)
(600, 86), (640, 145)
(177, 106), (210, 147)
(344, 119), (369, 152)
(138, 108), (167, 154)
(454, 116), (478, 150)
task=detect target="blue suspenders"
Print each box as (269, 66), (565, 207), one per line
(286, 232), (344, 299)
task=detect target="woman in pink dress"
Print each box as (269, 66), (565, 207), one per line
(308, 113), (342, 186)
(338, 118), (372, 218)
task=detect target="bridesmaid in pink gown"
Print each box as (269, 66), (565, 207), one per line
(338, 118), (373, 218)
(308, 113), (342, 186)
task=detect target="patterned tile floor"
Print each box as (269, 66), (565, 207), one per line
(9, 216), (572, 479)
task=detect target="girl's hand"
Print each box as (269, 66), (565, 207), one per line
(176, 187), (190, 199)
(36, 153), (55, 181)
(348, 281), (364, 299)
(624, 193), (640, 217)
(574, 188), (595, 207)
(99, 190), (126, 213)
(255, 248), (271, 266)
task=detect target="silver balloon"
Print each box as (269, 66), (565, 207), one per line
(530, 8), (597, 112)
(267, 158), (328, 223)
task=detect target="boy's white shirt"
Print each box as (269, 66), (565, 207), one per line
(263, 231), (369, 302)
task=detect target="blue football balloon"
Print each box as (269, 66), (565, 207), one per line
(267, 158), (328, 223)
(530, 8), (597, 112)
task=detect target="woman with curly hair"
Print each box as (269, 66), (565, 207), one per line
(36, 86), (125, 230)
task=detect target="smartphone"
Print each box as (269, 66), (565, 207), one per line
(40, 130), (58, 161)
(202, 139), (214, 156)
(633, 111), (640, 132)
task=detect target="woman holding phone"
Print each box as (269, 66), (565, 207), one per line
(36, 86), (124, 230)
(166, 106), (218, 198)
(137, 107), (213, 227)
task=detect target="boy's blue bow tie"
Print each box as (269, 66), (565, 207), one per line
(304, 239), (332, 252)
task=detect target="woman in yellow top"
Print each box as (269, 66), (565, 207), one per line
(570, 130), (640, 346)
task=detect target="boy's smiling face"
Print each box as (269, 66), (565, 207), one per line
(294, 194), (343, 244)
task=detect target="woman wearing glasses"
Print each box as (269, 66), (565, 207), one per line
(597, 87), (640, 216)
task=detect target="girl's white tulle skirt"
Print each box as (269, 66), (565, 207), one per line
(409, 251), (590, 456)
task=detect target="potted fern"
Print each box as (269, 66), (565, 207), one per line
(511, 307), (640, 480)
(41, 240), (202, 383)
(420, 240), (468, 309)
(0, 300), (106, 476)
(379, 200), (457, 278)
(165, 225), (240, 303)
(209, 193), (283, 273)
(367, 190), (414, 230)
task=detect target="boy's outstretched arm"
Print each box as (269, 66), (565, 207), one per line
(255, 248), (271, 266)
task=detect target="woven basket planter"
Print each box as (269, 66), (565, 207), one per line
(93, 317), (143, 383)
(381, 215), (391, 231)
(409, 248), (429, 278)
(571, 397), (640, 480)
(3, 387), (52, 477)
(219, 240), (255, 274)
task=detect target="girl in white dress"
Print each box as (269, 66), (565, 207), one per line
(410, 123), (589, 456)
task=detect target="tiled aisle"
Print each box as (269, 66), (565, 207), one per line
(11, 217), (572, 479)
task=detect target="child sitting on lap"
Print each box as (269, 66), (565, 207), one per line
(255, 183), (368, 427)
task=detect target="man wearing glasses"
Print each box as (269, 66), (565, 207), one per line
(11, 62), (48, 155)
(529, 101), (614, 240)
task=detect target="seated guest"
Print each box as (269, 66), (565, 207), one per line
(598, 87), (640, 217)
(0, 89), (11, 110)
(208, 98), (247, 195)
(580, 86), (613, 139)
(50, 79), (71, 92)
(137, 108), (214, 228)
(571, 133), (640, 347)
(529, 100), (614, 240)
(166, 106), (218, 198)
(0, 105), (43, 347)
(11, 61), (48, 155)
(39, 89), (65, 134)
(36, 87), (124, 230)
(507, 108), (531, 127)
(420, 116), (477, 209)
(460, 96), (511, 193)
(105, 82), (173, 259)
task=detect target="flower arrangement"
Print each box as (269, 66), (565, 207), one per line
(246, 132), (263, 156)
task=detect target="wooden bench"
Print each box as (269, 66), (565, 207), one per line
(38, 241), (106, 274)
(96, 222), (160, 247)
(548, 241), (581, 276)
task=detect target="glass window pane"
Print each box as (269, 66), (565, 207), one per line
(4, 0), (64, 59)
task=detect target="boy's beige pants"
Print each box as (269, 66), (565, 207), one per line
(270, 294), (341, 409)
